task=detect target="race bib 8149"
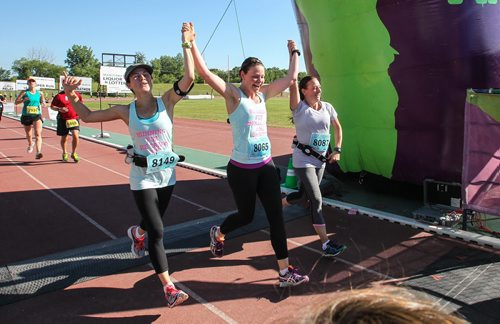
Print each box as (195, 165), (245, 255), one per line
(146, 151), (180, 174)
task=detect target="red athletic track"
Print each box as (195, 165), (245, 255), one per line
(0, 114), (496, 323)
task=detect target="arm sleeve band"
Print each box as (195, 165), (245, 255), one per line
(173, 80), (194, 97)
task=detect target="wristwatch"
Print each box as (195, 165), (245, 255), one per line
(333, 147), (342, 153)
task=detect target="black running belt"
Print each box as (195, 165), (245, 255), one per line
(292, 137), (327, 163)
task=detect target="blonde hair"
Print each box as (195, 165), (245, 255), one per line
(298, 286), (468, 324)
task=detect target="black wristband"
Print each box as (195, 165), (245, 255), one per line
(333, 147), (342, 153)
(173, 80), (194, 97)
(291, 49), (301, 56)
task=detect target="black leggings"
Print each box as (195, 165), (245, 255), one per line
(221, 161), (288, 260)
(132, 185), (174, 274)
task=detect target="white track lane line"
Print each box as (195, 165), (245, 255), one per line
(266, 228), (498, 314)
(173, 279), (238, 324)
(143, 261), (238, 323)
(0, 151), (117, 239)
(261, 229), (395, 280)
(5, 126), (221, 214)
(44, 142), (221, 215)
(436, 263), (493, 311)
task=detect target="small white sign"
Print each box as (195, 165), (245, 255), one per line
(15, 77), (56, 90)
(59, 76), (93, 93)
(100, 66), (130, 93)
(33, 77), (56, 89)
(0, 82), (15, 91)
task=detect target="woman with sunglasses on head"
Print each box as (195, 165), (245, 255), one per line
(282, 76), (347, 258)
(15, 77), (47, 159)
(184, 22), (309, 288)
(62, 23), (194, 308)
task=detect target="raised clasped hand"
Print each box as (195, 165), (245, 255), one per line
(182, 22), (196, 42)
(62, 71), (82, 92)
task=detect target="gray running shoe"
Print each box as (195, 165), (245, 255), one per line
(323, 241), (347, 257)
(209, 226), (224, 258)
(279, 266), (309, 287)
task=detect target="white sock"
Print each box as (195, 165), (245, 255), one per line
(135, 227), (144, 238)
(279, 268), (289, 276)
(164, 283), (175, 292)
(322, 240), (330, 251)
(216, 227), (224, 241)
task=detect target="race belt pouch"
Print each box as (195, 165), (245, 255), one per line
(292, 137), (328, 163)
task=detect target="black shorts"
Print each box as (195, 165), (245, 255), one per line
(20, 115), (43, 126)
(57, 116), (80, 136)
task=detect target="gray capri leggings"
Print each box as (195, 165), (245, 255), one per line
(286, 167), (326, 225)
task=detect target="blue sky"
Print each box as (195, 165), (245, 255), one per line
(0, 0), (305, 75)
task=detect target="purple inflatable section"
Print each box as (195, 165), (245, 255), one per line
(377, 0), (500, 183)
(462, 94), (500, 216)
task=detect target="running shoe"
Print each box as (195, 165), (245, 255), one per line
(62, 153), (69, 162)
(164, 284), (189, 308)
(279, 266), (309, 287)
(27, 144), (34, 153)
(127, 225), (145, 258)
(35, 153), (43, 159)
(71, 153), (79, 163)
(209, 225), (224, 258)
(323, 241), (347, 258)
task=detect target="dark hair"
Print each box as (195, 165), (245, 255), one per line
(298, 75), (317, 101)
(239, 57), (264, 75)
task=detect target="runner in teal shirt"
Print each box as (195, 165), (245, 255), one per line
(14, 77), (46, 159)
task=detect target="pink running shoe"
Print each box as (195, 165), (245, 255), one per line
(127, 225), (145, 258)
(165, 285), (189, 308)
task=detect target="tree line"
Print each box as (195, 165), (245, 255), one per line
(0, 45), (306, 84)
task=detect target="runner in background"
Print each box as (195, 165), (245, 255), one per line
(282, 76), (347, 257)
(61, 23), (195, 308)
(0, 94), (5, 121)
(15, 77), (46, 159)
(50, 90), (82, 162)
(185, 22), (309, 288)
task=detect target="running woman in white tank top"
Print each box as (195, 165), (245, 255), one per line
(61, 23), (195, 308)
(186, 22), (309, 288)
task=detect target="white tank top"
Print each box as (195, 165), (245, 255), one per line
(128, 97), (176, 190)
(228, 89), (271, 164)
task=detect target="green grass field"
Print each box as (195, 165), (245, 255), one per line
(84, 83), (294, 128)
